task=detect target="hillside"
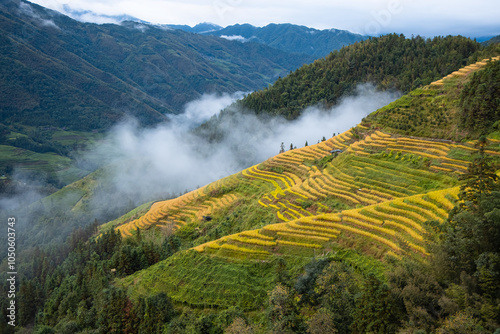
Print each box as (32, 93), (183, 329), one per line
(237, 34), (497, 120)
(0, 0), (318, 194)
(4, 51), (500, 333)
(364, 56), (500, 139)
(0, 0), (312, 131)
(203, 23), (367, 58)
(482, 34), (500, 46)
(111, 58), (500, 308)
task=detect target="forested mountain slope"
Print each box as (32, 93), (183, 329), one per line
(238, 34), (496, 120)
(0, 0), (311, 131)
(204, 23), (367, 58)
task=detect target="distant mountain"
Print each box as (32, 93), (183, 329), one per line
(60, 4), (144, 24)
(165, 22), (223, 34)
(0, 0), (312, 131)
(482, 35), (500, 46)
(204, 23), (368, 58)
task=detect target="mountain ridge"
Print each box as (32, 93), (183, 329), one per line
(0, 0), (313, 131)
(203, 23), (367, 58)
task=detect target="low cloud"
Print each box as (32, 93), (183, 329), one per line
(168, 92), (247, 129)
(220, 35), (248, 42)
(82, 84), (400, 211)
(0, 85), (399, 244)
(0, 169), (52, 211)
(18, 2), (60, 29)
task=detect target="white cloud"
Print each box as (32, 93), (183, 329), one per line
(18, 1), (60, 29)
(30, 0), (500, 37)
(80, 84), (399, 207)
(220, 35), (247, 42)
(168, 92), (247, 129)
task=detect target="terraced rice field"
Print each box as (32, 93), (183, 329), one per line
(116, 178), (240, 237)
(430, 56), (500, 86)
(195, 186), (460, 258)
(116, 125), (478, 240)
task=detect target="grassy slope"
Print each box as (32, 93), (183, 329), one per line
(113, 57), (500, 311)
(0, 128), (101, 185)
(363, 56), (500, 140)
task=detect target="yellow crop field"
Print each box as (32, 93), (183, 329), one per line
(288, 220), (341, 235)
(239, 230), (274, 241)
(374, 131), (392, 138)
(277, 232), (331, 242)
(220, 244), (270, 255)
(326, 221), (401, 251)
(231, 235), (277, 247)
(276, 240), (322, 249)
(364, 206), (424, 232)
(342, 209), (383, 225)
(384, 221), (424, 241)
(342, 216), (397, 236)
(405, 196), (448, 219)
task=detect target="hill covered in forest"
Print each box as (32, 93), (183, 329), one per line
(0, 0), (311, 131)
(237, 34), (497, 120)
(3, 55), (500, 333)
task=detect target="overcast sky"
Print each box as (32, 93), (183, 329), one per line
(31, 0), (500, 38)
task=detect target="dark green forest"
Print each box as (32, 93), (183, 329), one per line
(459, 61), (500, 133)
(0, 0), (311, 132)
(239, 34), (496, 120)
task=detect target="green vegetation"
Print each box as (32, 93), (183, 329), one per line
(459, 61), (500, 134)
(2, 28), (500, 334)
(238, 34), (495, 120)
(364, 55), (500, 140)
(0, 0), (311, 131)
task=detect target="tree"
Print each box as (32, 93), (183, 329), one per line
(351, 274), (402, 334)
(435, 311), (485, 334)
(137, 293), (175, 333)
(267, 284), (304, 333)
(279, 142), (285, 153)
(432, 143), (500, 330)
(274, 258), (292, 288)
(307, 309), (337, 334)
(388, 259), (443, 332)
(225, 317), (254, 334)
(458, 136), (500, 209)
(315, 262), (359, 334)
(459, 60), (500, 133)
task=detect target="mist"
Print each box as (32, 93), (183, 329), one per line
(0, 84), (399, 252)
(84, 84), (400, 209)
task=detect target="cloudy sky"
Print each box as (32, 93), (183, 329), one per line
(30, 0), (500, 38)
